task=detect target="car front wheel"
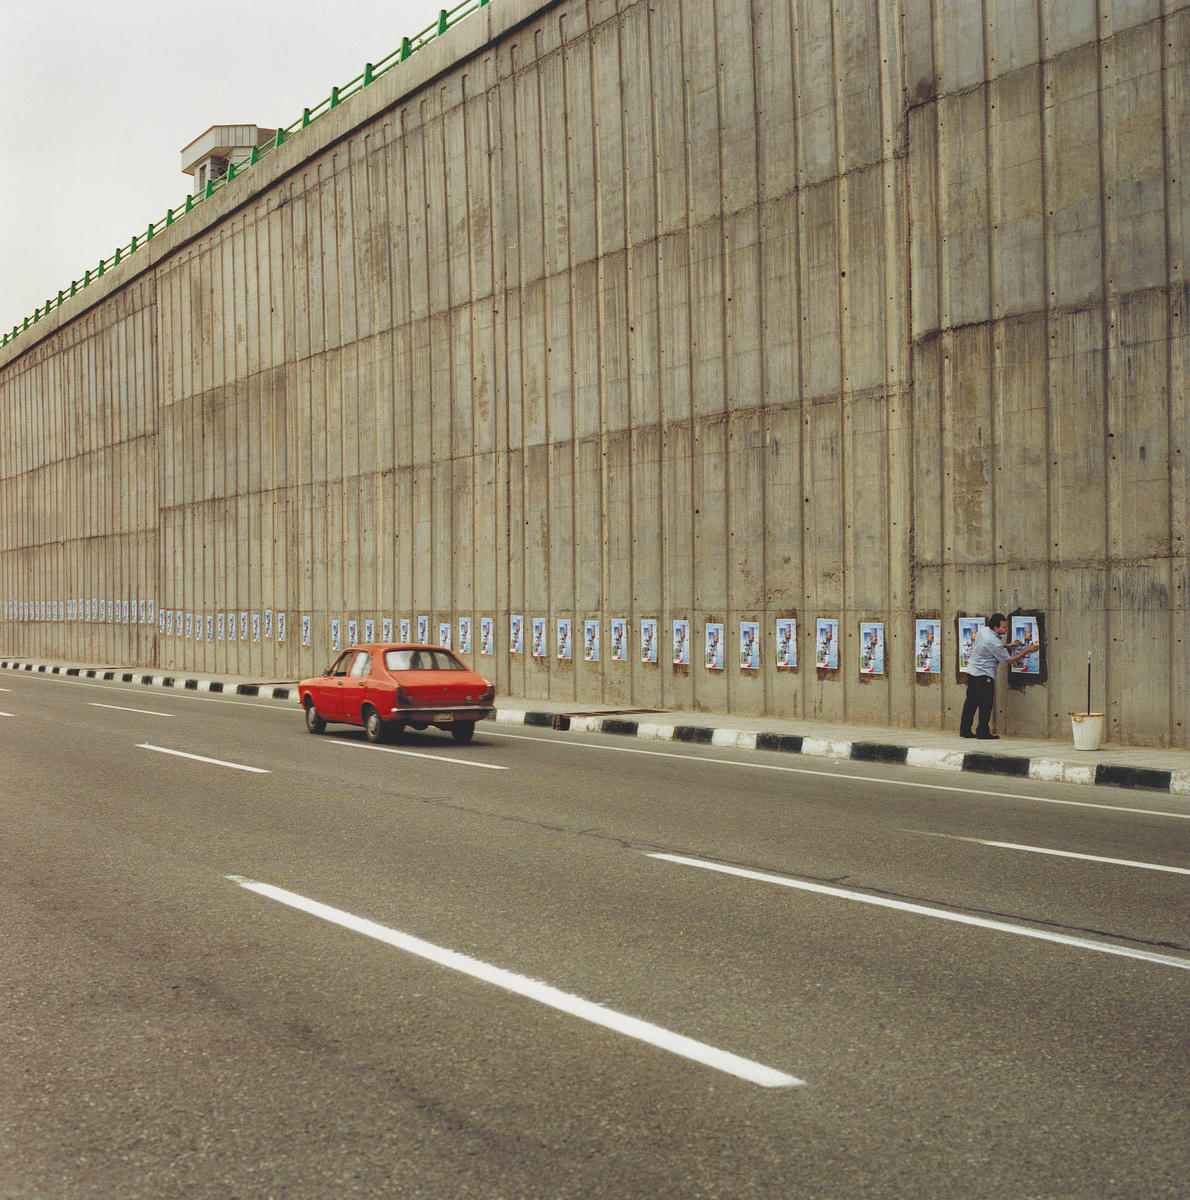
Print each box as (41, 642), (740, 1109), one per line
(305, 700), (326, 734)
(450, 721), (475, 744)
(364, 708), (388, 744)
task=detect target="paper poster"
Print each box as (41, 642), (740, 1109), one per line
(915, 619), (941, 674)
(776, 618), (797, 668)
(331, 620), (342, 651)
(480, 617), (494, 655)
(459, 617), (471, 654)
(815, 618), (839, 670)
(640, 618), (658, 664)
(382, 618), (393, 643)
(1010, 615), (1041, 675)
(265, 610), (274, 640)
(705, 623), (725, 670)
(252, 614), (261, 643)
(123, 600), (130, 624)
(439, 621), (451, 650)
(185, 612), (193, 639)
(159, 609), (166, 634)
(610, 618), (627, 662)
(203, 615), (211, 642)
(302, 614), (311, 647)
(532, 617), (546, 658)
(276, 612), (286, 644)
(510, 614), (524, 654)
(673, 619), (690, 666)
(557, 619), (572, 660)
(859, 622), (885, 675)
(165, 609), (173, 636)
(147, 600), (155, 625)
(227, 611), (237, 641)
(584, 620), (601, 662)
(957, 617), (983, 674)
(417, 615), (429, 643)
(400, 618), (411, 643)
(346, 619), (356, 646)
(360, 619), (371, 643)
(740, 621), (760, 670)
(240, 612), (249, 642)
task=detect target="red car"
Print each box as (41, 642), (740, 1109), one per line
(299, 644), (495, 744)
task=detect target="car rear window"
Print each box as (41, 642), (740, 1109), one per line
(385, 648), (466, 671)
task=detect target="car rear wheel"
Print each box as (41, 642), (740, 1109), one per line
(304, 700), (326, 734)
(450, 721), (475, 744)
(364, 708), (388, 744)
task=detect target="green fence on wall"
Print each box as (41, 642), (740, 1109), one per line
(2, 0), (492, 350)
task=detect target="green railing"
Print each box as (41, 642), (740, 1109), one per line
(2, 0), (491, 351)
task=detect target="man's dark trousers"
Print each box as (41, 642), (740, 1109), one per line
(960, 673), (995, 736)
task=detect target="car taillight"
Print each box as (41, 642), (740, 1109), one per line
(395, 685), (412, 706)
(481, 684), (495, 704)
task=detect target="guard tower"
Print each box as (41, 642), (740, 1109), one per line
(181, 125), (278, 195)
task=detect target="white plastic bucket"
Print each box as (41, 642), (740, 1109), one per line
(1069, 712), (1104, 751)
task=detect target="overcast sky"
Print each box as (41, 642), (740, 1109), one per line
(0, 0), (465, 333)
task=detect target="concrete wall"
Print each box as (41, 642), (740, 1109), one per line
(1, 0), (1187, 746)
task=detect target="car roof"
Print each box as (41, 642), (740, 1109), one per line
(345, 643), (459, 653)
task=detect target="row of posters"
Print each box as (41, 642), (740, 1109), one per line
(2, 600), (1042, 676)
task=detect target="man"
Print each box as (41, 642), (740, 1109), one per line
(959, 613), (1039, 740)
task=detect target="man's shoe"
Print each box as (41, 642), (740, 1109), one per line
(976, 733), (999, 740)
(959, 731), (975, 738)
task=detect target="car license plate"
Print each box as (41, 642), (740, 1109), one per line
(434, 712), (453, 722)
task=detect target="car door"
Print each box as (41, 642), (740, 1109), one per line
(317, 650), (355, 720)
(341, 649), (373, 724)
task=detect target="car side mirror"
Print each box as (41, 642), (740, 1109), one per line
(323, 667), (333, 677)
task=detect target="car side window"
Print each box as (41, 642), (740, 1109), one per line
(348, 651), (372, 678)
(329, 652), (353, 677)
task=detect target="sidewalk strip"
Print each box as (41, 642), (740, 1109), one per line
(137, 744), (270, 773)
(648, 853), (1190, 972)
(227, 876), (802, 1089)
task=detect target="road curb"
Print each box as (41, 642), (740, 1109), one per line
(4, 658), (1187, 798)
(489, 705), (1189, 798)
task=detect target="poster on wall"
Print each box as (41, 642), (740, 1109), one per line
(196, 616), (204, 643)
(1010, 615), (1041, 675)
(705, 623), (725, 670)
(147, 600), (155, 626)
(480, 617), (494, 655)
(417, 615), (429, 643)
(740, 621), (760, 670)
(165, 610), (173, 636)
(459, 617), (472, 654)
(610, 618), (627, 662)
(915, 619), (941, 674)
(364, 619), (375, 643)
(159, 610), (166, 634)
(331, 620), (342, 651)
(557, 619), (572, 660)
(123, 600), (130, 624)
(532, 618), (546, 658)
(439, 621), (451, 650)
(265, 610), (274, 640)
(255, 614), (263, 643)
(859, 622), (885, 675)
(510, 614), (524, 654)
(302, 615), (311, 647)
(227, 611), (237, 641)
(400, 618), (411, 643)
(584, 620), (601, 662)
(185, 613), (193, 639)
(640, 618), (658, 663)
(815, 618), (839, 670)
(382, 618), (393, 643)
(277, 612), (286, 644)
(240, 612), (249, 641)
(776, 618), (797, 668)
(957, 617), (983, 674)
(673, 619), (690, 666)
(206, 615), (214, 642)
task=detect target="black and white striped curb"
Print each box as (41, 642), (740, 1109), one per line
(0, 659), (298, 701)
(492, 707), (1190, 798)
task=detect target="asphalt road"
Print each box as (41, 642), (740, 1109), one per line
(2, 670), (1187, 1199)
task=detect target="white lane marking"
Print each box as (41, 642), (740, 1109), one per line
(485, 730), (1190, 820)
(21, 673), (296, 712)
(330, 739), (508, 771)
(648, 853), (1190, 973)
(909, 831), (1190, 876)
(90, 702), (174, 718)
(0, 711), (12, 717)
(137, 744), (270, 774)
(227, 875), (802, 1088)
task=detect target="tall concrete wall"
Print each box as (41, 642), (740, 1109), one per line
(1, 0), (1187, 745)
